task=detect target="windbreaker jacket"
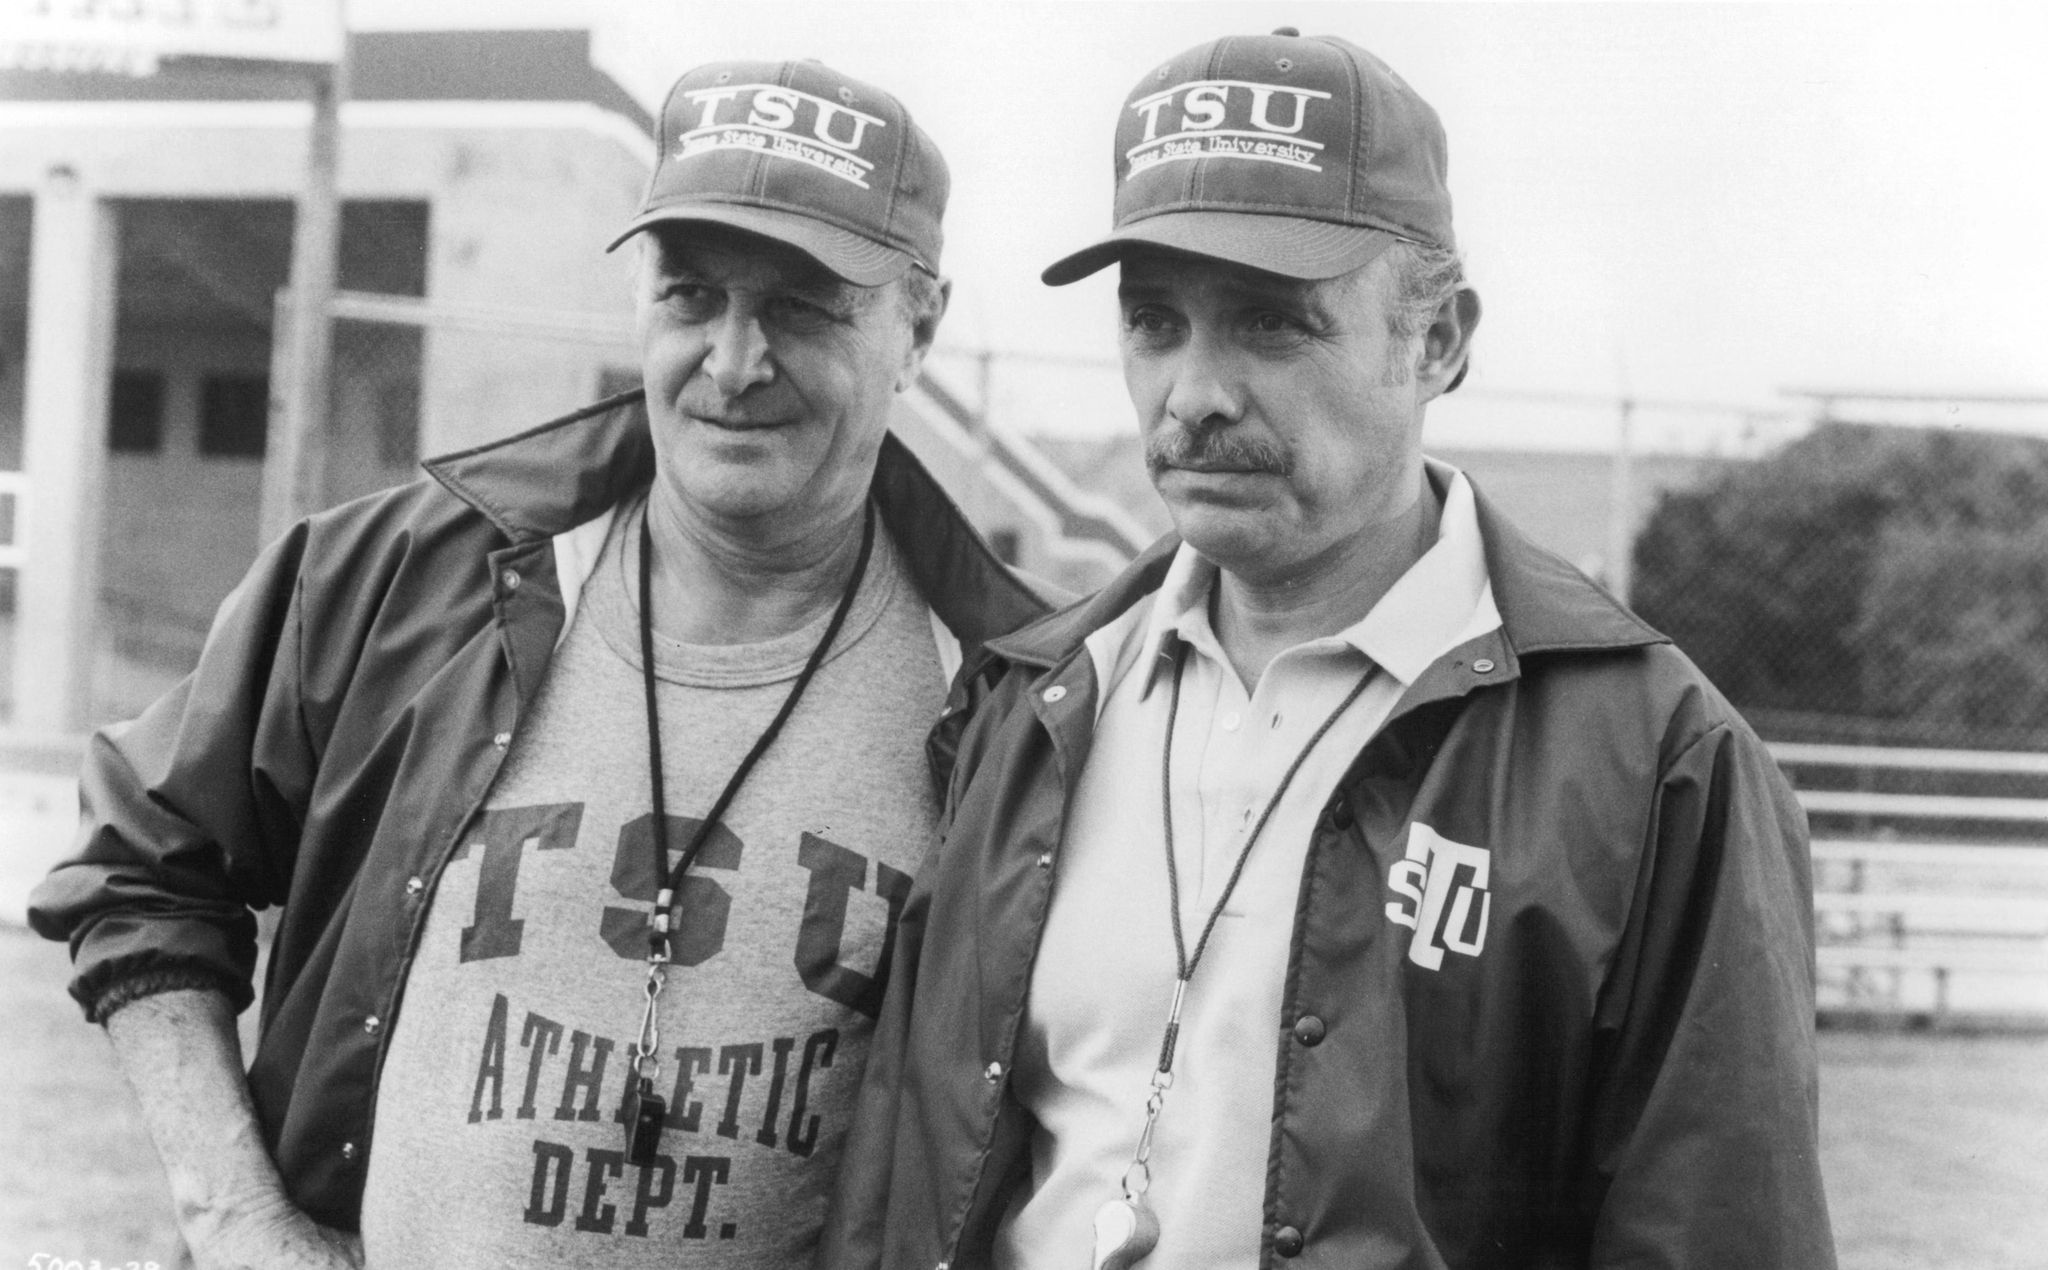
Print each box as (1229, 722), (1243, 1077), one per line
(28, 390), (1053, 1231)
(825, 487), (1835, 1270)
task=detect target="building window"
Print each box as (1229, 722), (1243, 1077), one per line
(108, 369), (165, 453)
(341, 200), (431, 298)
(198, 373), (269, 458)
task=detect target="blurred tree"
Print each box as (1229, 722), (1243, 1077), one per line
(1854, 523), (2048, 730)
(1631, 423), (2048, 737)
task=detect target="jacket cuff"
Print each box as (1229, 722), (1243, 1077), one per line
(65, 908), (260, 1022)
(88, 965), (240, 1025)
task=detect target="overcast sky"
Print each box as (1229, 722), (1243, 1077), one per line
(356, 1), (2048, 451)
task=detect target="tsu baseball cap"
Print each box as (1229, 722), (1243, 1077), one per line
(1043, 30), (1454, 285)
(610, 59), (948, 285)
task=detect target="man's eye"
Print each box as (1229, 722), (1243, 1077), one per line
(658, 282), (718, 313)
(1248, 311), (1297, 335)
(767, 296), (836, 328)
(1123, 306), (1180, 339)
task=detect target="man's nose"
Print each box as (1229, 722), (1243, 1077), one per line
(702, 305), (774, 396)
(1159, 334), (1243, 429)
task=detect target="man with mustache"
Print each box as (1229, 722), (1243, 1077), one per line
(31, 59), (1050, 1268)
(827, 30), (1833, 1270)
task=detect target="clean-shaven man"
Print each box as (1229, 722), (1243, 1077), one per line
(33, 58), (1049, 1268)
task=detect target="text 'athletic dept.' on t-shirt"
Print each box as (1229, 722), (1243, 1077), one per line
(361, 499), (949, 1269)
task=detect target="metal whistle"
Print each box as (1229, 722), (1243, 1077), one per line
(1091, 1196), (1160, 1270)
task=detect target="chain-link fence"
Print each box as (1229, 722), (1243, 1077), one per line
(1632, 417), (2048, 755)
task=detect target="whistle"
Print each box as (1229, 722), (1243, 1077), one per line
(1091, 1196), (1160, 1270)
(621, 1075), (666, 1166)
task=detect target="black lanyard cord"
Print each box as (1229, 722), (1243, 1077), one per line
(1113, 634), (1378, 1199)
(637, 498), (877, 956)
(1155, 637), (1375, 1066)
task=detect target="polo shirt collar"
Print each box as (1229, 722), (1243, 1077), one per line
(1136, 461), (1498, 697)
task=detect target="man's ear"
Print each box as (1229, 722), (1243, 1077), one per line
(1417, 285), (1481, 402)
(896, 276), (952, 392)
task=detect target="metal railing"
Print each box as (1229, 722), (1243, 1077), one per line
(1777, 742), (2048, 1021)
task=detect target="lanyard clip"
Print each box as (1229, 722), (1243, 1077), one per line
(623, 962), (669, 1167)
(632, 960), (666, 1077)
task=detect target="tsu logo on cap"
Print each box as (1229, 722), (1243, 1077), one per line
(1044, 30), (1455, 285)
(611, 59), (948, 286)
(1126, 77), (1333, 177)
(676, 81), (887, 188)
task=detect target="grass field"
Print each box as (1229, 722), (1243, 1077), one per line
(3, 923), (2045, 1267)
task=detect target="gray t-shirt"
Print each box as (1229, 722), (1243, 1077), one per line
(361, 501), (947, 1267)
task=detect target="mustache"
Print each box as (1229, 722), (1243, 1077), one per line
(676, 386), (785, 425)
(1144, 425), (1293, 477)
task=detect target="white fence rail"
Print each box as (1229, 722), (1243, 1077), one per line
(1770, 741), (2048, 775)
(1779, 744), (2048, 1020)
(1799, 790), (2048, 822)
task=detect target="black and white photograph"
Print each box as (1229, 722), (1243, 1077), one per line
(2, 2), (2045, 1267)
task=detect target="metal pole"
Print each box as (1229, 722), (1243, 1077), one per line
(1605, 396), (1636, 604)
(13, 180), (118, 732)
(260, 49), (347, 547)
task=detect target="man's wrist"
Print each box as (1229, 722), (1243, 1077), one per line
(90, 967), (237, 1025)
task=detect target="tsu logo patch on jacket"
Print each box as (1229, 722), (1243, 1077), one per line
(1384, 823), (1492, 970)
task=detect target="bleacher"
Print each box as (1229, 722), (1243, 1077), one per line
(1774, 742), (2048, 1026)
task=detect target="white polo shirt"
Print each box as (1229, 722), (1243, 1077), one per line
(994, 463), (1501, 1270)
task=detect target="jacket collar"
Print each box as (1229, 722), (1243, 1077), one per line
(987, 472), (1666, 672)
(1472, 482), (1667, 655)
(422, 388), (1049, 647)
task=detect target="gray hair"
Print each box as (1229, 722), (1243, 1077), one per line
(1372, 240), (1467, 387)
(1385, 240), (1465, 343)
(895, 266), (947, 343)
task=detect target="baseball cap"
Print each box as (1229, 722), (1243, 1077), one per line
(1043, 30), (1453, 286)
(610, 58), (948, 285)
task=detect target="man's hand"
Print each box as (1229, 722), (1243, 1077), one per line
(102, 988), (363, 1270)
(184, 1191), (363, 1269)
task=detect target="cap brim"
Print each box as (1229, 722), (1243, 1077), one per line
(1042, 211), (1406, 286)
(607, 201), (914, 286)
